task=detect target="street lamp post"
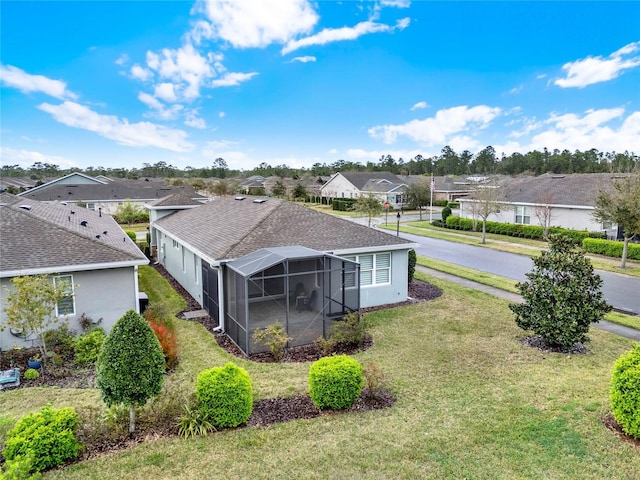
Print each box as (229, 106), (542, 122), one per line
(396, 211), (401, 237)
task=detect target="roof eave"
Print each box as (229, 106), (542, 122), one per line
(0, 258), (149, 278)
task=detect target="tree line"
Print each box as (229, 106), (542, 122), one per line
(1, 146), (637, 181)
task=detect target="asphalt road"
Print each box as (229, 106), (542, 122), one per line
(396, 230), (640, 315)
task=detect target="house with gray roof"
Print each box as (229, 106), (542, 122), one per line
(0, 193), (149, 350)
(17, 172), (205, 215)
(457, 173), (636, 235)
(149, 196), (415, 355)
(320, 172), (407, 209)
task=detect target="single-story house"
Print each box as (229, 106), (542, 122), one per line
(399, 174), (505, 203)
(17, 172), (206, 215)
(457, 173), (634, 235)
(0, 193), (149, 350)
(149, 196), (415, 355)
(320, 172), (407, 209)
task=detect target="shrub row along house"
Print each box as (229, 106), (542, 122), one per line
(148, 195), (415, 355)
(0, 193), (148, 350)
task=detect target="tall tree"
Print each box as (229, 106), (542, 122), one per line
(592, 175), (640, 268)
(96, 310), (165, 433)
(352, 193), (383, 227)
(404, 178), (431, 220)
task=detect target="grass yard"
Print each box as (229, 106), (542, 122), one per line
(1, 271), (637, 479)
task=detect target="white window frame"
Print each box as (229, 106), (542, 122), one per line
(172, 239), (179, 249)
(54, 275), (75, 316)
(515, 206), (531, 225)
(344, 252), (391, 288)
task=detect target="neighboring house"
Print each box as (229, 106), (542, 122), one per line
(149, 196), (415, 355)
(238, 175), (266, 195)
(457, 173), (633, 235)
(17, 172), (205, 214)
(0, 193), (149, 350)
(399, 175), (501, 203)
(320, 172), (407, 208)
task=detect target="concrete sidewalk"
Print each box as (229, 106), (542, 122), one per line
(416, 265), (640, 341)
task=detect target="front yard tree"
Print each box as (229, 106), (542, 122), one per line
(404, 178), (431, 220)
(469, 183), (503, 244)
(352, 193), (383, 227)
(271, 180), (287, 198)
(96, 309), (165, 433)
(292, 183), (307, 201)
(510, 235), (612, 350)
(2, 275), (69, 372)
(592, 175), (640, 269)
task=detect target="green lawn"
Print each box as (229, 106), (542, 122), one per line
(1, 271), (638, 479)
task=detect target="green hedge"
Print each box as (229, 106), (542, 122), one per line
(582, 238), (640, 260)
(611, 345), (640, 439)
(443, 216), (606, 243)
(332, 198), (357, 211)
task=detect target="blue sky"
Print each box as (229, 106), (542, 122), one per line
(1, 1), (639, 172)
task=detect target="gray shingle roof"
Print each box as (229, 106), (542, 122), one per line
(498, 173), (633, 206)
(148, 193), (204, 207)
(18, 182), (204, 202)
(153, 196), (412, 261)
(0, 196), (148, 275)
(339, 172), (405, 190)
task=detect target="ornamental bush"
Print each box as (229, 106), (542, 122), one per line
(2, 404), (82, 473)
(309, 355), (364, 410)
(510, 235), (611, 349)
(74, 328), (106, 365)
(24, 368), (39, 381)
(196, 363), (253, 428)
(611, 344), (640, 439)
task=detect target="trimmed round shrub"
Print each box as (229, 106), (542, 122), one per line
(24, 368), (39, 381)
(309, 355), (364, 410)
(2, 404), (82, 472)
(611, 344), (640, 439)
(74, 328), (106, 365)
(441, 206), (452, 222)
(196, 362), (253, 428)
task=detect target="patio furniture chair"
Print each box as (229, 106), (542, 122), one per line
(297, 289), (317, 312)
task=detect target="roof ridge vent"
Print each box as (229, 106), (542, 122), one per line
(253, 198), (267, 204)
(18, 204), (32, 210)
(235, 196), (246, 201)
(551, 175), (565, 179)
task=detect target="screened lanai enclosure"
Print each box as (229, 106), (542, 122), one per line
(223, 246), (360, 355)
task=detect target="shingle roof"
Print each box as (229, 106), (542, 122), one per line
(18, 182), (205, 202)
(153, 196), (412, 261)
(498, 173), (632, 206)
(339, 172), (405, 190)
(0, 196), (148, 275)
(148, 193), (204, 207)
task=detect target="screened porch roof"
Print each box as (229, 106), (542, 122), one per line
(225, 246), (356, 277)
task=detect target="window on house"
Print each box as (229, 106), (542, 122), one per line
(193, 253), (198, 284)
(172, 239), (179, 249)
(344, 253), (391, 287)
(54, 275), (75, 316)
(86, 203), (95, 210)
(515, 206), (531, 225)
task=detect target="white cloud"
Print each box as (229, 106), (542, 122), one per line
(185, 113), (206, 129)
(508, 84), (523, 94)
(205, 140), (238, 149)
(328, 148), (337, 155)
(368, 105), (502, 145)
(137, 93), (184, 120)
(37, 101), (193, 152)
(192, 0), (318, 49)
(218, 111), (226, 118)
(410, 101), (428, 110)
(500, 108), (640, 154)
(554, 41), (640, 88)
(380, 0), (411, 7)
(290, 56), (316, 63)
(282, 18), (409, 55)
(0, 147), (79, 169)
(115, 54), (129, 66)
(346, 147), (426, 162)
(154, 82), (178, 102)
(211, 71), (258, 87)
(131, 64), (152, 81)
(0, 64), (77, 100)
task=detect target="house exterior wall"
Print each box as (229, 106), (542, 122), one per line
(320, 174), (360, 199)
(459, 202), (605, 232)
(0, 267), (139, 350)
(157, 230), (203, 305)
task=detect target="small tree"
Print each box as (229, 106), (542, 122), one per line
(408, 249), (417, 283)
(292, 183), (307, 202)
(114, 199), (147, 226)
(510, 235), (611, 349)
(404, 179), (431, 220)
(352, 193), (383, 227)
(271, 180), (287, 198)
(469, 183), (503, 244)
(534, 192), (555, 240)
(2, 275), (69, 372)
(592, 175), (640, 268)
(96, 309), (165, 433)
